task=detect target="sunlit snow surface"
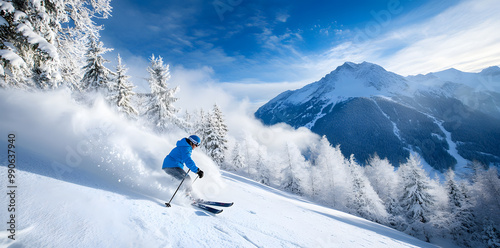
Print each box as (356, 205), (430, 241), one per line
(0, 167), (437, 248)
(0, 89), (440, 248)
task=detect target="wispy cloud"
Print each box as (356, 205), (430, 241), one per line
(208, 0), (500, 104)
(220, 80), (310, 109)
(381, 0), (500, 74)
(276, 11), (290, 23)
(103, 0), (500, 106)
(313, 0), (500, 76)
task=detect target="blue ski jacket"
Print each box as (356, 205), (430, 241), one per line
(162, 138), (199, 173)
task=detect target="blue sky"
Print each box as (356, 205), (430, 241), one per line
(97, 0), (500, 103)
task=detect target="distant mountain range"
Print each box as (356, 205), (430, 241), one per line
(255, 62), (500, 171)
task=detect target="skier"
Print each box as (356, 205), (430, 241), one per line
(163, 135), (204, 198)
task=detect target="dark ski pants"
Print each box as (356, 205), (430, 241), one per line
(163, 167), (192, 193)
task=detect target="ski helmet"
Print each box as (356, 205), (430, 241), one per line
(188, 135), (201, 146)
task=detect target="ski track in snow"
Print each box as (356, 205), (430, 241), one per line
(371, 98), (403, 141)
(422, 112), (469, 173)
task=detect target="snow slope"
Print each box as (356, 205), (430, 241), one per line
(0, 89), (438, 248)
(0, 157), (437, 248)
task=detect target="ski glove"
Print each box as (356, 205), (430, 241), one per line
(197, 170), (204, 179)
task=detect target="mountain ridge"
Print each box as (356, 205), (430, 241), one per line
(255, 62), (500, 171)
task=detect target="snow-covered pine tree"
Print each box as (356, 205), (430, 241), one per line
(147, 54), (170, 94)
(446, 169), (462, 210)
(482, 218), (500, 248)
(194, 108), (209, 142)
(310, 136), (332, 200)
(143, 54), (179, 132)
(26, 0), (71, 89)
(244, 138), (253, 175)
(346, 155), (388, 224)
(109, 54), (137, 117)
(310, 136), (348, 206)
(228, 142), (245, 171)
(1, 0), (53, 89)
(203, 104), (228, 165)
(364, 154), (399, 214)
(200, 110), (212, 149)
(0, 0), (112, 90)
(57, 0), (112, 91)
(182, 110), (193, 133)
(81, 36), (113, 93)
(444, 169), (476, 247)
(281, 143), (309, 195)
(471, 165), (500, 247)
(397, 154), (435, 241)
(254, 146), (270, 185)
(56, 33), (82, 91)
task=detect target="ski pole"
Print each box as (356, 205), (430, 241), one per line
(191, 175), (200, 186)
(165, 169), (191, 207)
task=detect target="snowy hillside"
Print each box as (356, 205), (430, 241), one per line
(0, 89), (444, 248)
(1, 1), (499, 247)
(0, 152), (438, 248)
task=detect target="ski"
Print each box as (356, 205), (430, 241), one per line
(195, 199), (234, 207)
(192, 202), (223, 214)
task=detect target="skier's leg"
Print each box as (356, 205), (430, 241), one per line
(163, 167), (193, 194)
(163, 167), (186, 180)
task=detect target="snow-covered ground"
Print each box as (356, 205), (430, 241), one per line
(0, 89), (442, 248)
(0, 156), (437, 248)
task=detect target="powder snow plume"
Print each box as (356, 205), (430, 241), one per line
(0, 89), (225, 200)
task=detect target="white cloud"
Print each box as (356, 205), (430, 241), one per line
(219, 80), (309, 110)
(169, 65), (308, 113)
(169, 65), (235, 113)
(314, 0), (500, 76)
(276, 12), (290, 23)
(381, 0), (500, 75)
(146, 25), (161, 32)
(106, 0), (500, 108)
(219, 0), (500, 103)
(165, 65), (321, 154)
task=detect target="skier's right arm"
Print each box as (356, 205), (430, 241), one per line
(181, 147), (199, 173)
